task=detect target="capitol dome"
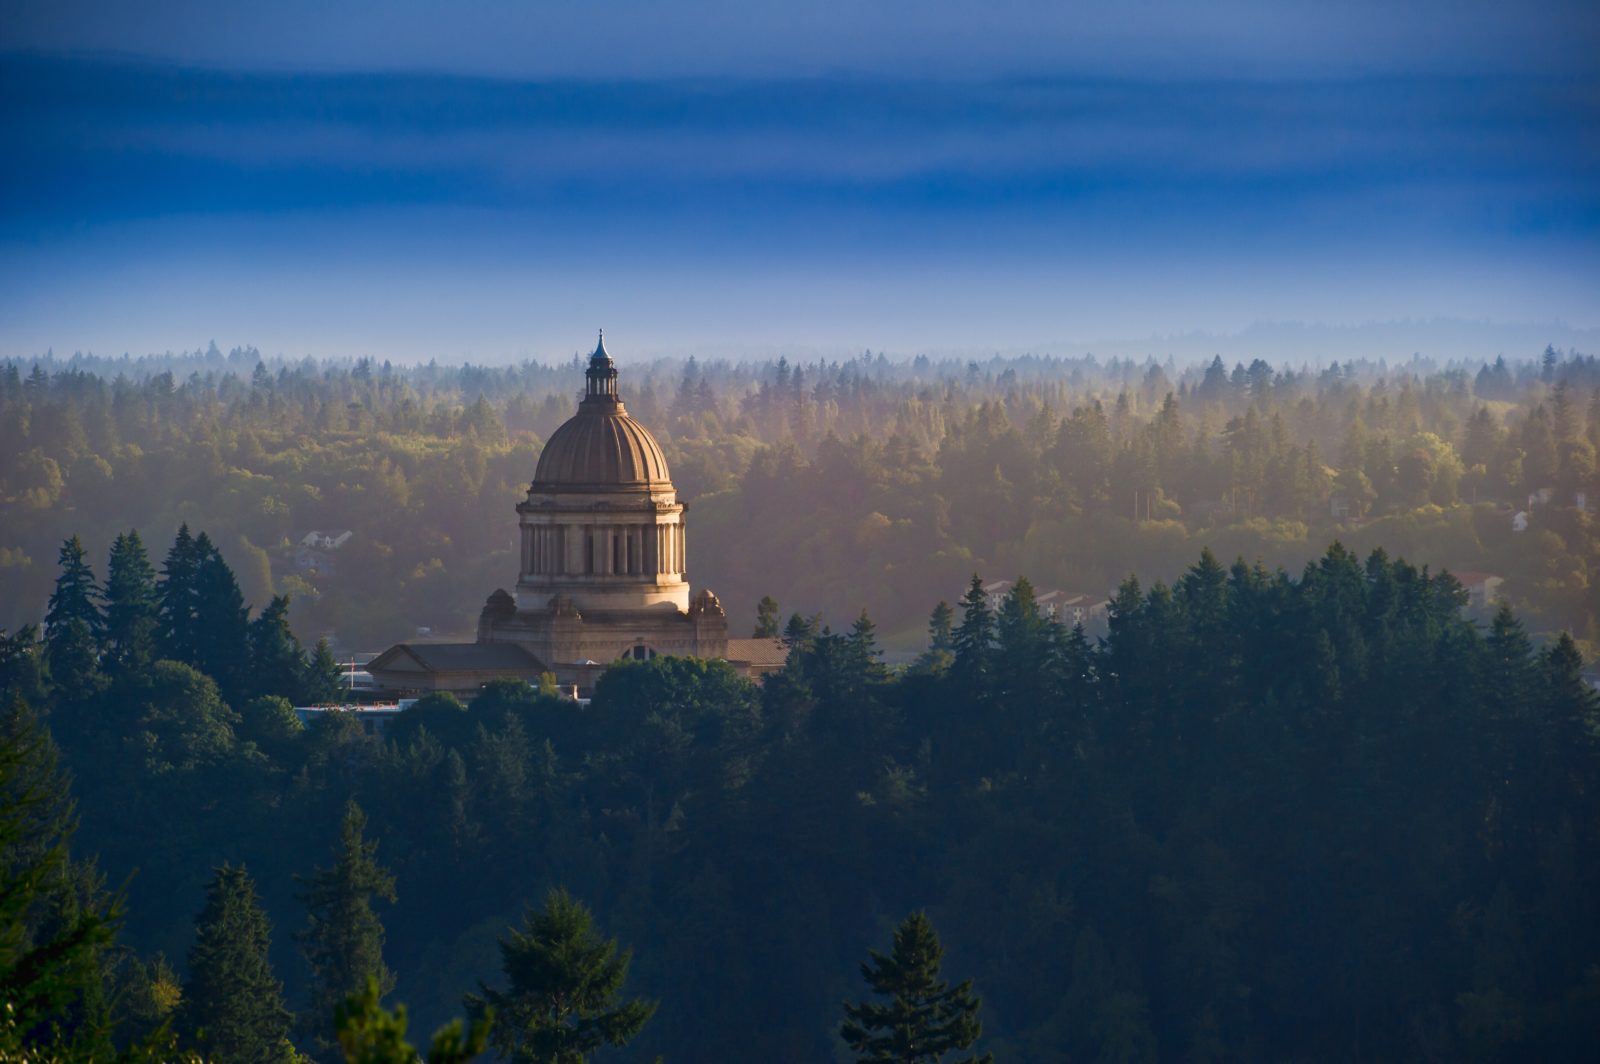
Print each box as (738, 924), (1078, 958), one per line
(531, 332), (673, 491)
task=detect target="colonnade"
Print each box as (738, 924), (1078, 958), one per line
(524, 521), (684, 578)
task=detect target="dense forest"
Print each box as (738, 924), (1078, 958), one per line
(2, 521), (1598, 1060)
(4, 344), (1600, 655)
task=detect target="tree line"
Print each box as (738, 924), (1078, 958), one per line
(5, 344), (1600, 654)
(3, 527), (1598, 1059)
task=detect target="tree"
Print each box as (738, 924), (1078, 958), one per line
(299, 801), (399, 1055)
(952, 576), (995, 688)
(190, 535), (251, 700)
(753, 595), (781, 638)
(180, 864), (294, 1064)
(45, 536), (104, 701)
(157, 525), (203, 666)
(249, 595), (309, 702)
(104, 531), (159, 674)
(334, 976), (490, 1064)
(841, 911), (992, 1064)
(0, 699), (117, 1057)
(465, 888), (656, 1064)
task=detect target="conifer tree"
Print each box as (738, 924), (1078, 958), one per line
(841, 911), (992, 1064)
(303, 639), (346, 704)
(952, 576), (995, 687)
(298, 801), (398, 1055)
(181, 863), (294, 1064)
(249, 595), (308, 702)
(927, 601), (955, 655)
(158, 524), (203, 665)
(753, 595), (781, 638)
(334, 976), (490, 1064)
(45, 536), (105, 700)
(191, 536), (251, 699)
(104, 530), (160, 674)
(465, 887), (656, 1064)
(0, 699), (117, 1057)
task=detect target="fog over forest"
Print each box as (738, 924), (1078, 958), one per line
(3, 340), (1599, 1060)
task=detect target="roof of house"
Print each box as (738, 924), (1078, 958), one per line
(724, 637), (789, 667)
(367, 642), (545, 675)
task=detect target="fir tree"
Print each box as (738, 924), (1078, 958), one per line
(334, 976), (490, 1064)
(753, 595), (781, 638)
(841, 911), (991, 1064)
(158, 524), (203, 665)
(249, 596), (308, 703)
(298, 801), (398, 1055)
(465, 887), (656, 1064)
(45, 536), (105, 701)
(952, 575), (995, 688)
(0, 699), (117, 1057)
(190, 536), (250, 699)
(181, 863), (294, 1064)
(304, 639), (345, 703)
(928, 601), (955, 654)
(104, 531), (160, 674)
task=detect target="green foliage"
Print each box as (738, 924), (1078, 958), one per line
(465, 888), (655, 1064)
(842, 911), (991, 1064)
(181, 863), (294, 1064)
(299, 801), (399, 1054)
(0, 700), (116, 1057)
(753, 594), (780, 638)
(335, 975), (490, 1064)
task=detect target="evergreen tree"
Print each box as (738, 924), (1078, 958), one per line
(927, 601), (955, 654)
(0, 699), (117, 1057)
(465, 887), (655, 1064)
(334, 976), (490, 1064)
(249, 595), (309, 703)
(181, 863), (294, 1064)
(753, 595), (781, 638)
(304, 639), (345, 704)
(45, 536), (105, 701)
(299, 801), (399, 1054)
(191, 535), (251, 699)
(158, 524), (203, 666)
(782, 612), (819, 651)
(841, 911), (992, 1064)
(952, 576), (995, 688)
(104, 530), (160, 674)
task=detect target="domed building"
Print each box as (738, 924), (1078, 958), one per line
(368, 333), (776, 698)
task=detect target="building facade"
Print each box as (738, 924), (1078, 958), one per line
(369, 333), (748, 697)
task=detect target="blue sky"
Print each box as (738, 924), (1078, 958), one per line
(2, 1), (1598, 361)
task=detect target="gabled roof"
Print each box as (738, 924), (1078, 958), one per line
(724, 637), (789, 667)
(367, 642), (545, 675)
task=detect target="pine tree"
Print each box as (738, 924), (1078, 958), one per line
(181, 864), (294, 1064)
(190, 535), (250, 699)
(248, 596), (308, 703)
(158, 524), (203, 665)
(104, 530), (160, 674)
(927, 601), (955, 654)
(840, 911), (992, 1064)
(465, 888), (656, 1064)
(299, 801), (398, 1055)
(753, 595), (781, 638)
(334, 976), (489, 1064)
(45, 536), (105, 701)
(952, 576), (995, 688)
(0, 699), (117, 1057)
(304, 639), (345, 703)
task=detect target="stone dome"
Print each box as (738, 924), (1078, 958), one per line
(531, 333), (673, 491)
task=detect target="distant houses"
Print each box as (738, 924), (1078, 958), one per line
(294, 529), (353, 577)
(977, 578), (1110, 628)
